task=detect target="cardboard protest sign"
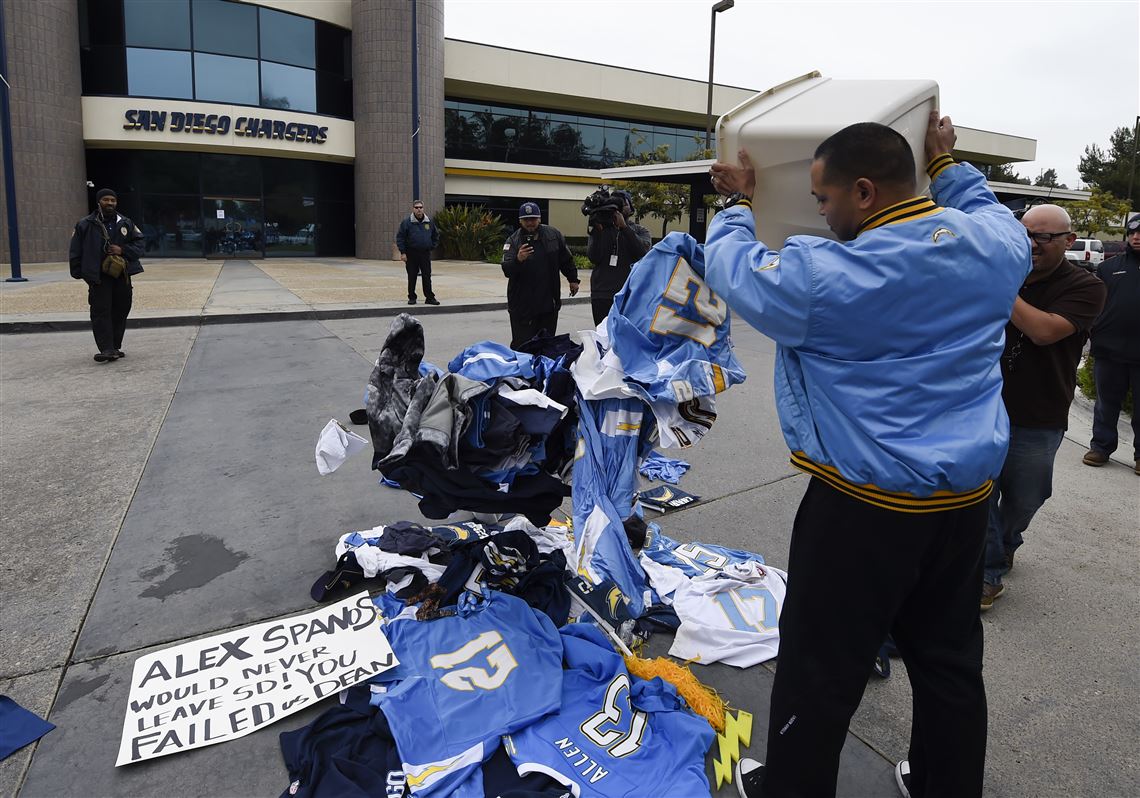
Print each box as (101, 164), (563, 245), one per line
(117, 592), (396, 766)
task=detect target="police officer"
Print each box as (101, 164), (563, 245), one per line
(69, 189), (145, 362)
(501, 202), (579, 348)
(396, 199), (441, 305)
(585, 190), (651, 325)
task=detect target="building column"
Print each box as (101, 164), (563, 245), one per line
(352, 0), (445, 260)
(0, 0), (87, 266)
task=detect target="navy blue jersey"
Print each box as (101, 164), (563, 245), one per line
(374, 590), (564, 797)
(503, 624), (714, 797)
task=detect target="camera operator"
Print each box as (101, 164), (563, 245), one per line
(501, 202), (579, 349)
(584, 188), (651, 326)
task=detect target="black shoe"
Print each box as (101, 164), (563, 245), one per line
(114, 350), (125, 359)
(894, 760), (912, 798)
(94, 350), (116, 362)
(407, 298), (417, 305)
(425, 297), (440, 306)
(736, 758), (765, 798)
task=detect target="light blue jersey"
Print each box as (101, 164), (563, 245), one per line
(638, 528), (767, 602)
(606, 232), (747, 407)
(372, 590), (563, 797)
(572, 394), (654, 617)
(504, 624), (714, 798)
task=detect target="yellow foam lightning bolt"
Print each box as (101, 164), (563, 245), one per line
(711, 710), (754, 789)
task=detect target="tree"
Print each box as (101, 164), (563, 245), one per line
(1058, 187), (1132, 238)
(1078, 122), (1139, 206)
(1033, 168), (1067, 189)
(982, 162), (1031, 184)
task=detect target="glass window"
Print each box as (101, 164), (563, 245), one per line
(315, 201), (355, 256)
(137, 194), (203, 256)
(81, 46), (128, 96)
(260, 61), (316, 112)
(316, 22), (351, 76)
(192, 0), (258, 57)
(194, 52), (259, 105)
(124, 0), (190, 50)
(263, 158), (315, 198)
(316, 69), (352, 118)
(79, 0), (125, 47)
(200, 153), (261, 197)
(265, 195), (316, 256)
(259, 7), (315, 68)
(127, 48), (193, 99)
(137, 151), (200, 194)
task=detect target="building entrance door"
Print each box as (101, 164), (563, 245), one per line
(203, 197), (263, 258)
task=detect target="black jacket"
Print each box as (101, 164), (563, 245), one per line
(501, 225), (577, 318)
(1091, 247), (1140, 363)
(69, 211), (145, 284)
(586, 219), (651, 296)
(396, 214), (440, 253)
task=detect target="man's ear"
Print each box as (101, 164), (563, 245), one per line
(854, 178), (877, 209)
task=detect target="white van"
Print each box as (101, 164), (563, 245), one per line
(1065, 238), (1104, 267)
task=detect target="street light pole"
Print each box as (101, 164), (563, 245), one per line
(704, 0), (734, 154)
(0, 1), (26, 281)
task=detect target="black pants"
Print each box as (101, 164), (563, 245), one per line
(590, 294), (613, 327)
(509, 311), (558, 350)
(1090, 356), (1140, 459)
(762, 477), (988, 798)
(405, 249), (435, 302)
(88, 274), (132, 352)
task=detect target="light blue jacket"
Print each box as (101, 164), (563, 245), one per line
(704, 159), (1031, 511)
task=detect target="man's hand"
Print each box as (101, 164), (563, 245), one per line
(613, 211), (627, 230)
(925, 111), (956, 163)
(518, 244), (533, 262)
(108, 244), (122, 255)
(399, 252), (407, 262)
(709, 150), (756, 198)
(569, 281), (580, 296)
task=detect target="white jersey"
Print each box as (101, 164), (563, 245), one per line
(668, 561), (787, 668)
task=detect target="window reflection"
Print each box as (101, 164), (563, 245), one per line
(127, 48), (193, 99)
(260, 8), (315, 68)
(194, 52), (259, 105)
(261, 61), (316, 112)
(124, 0), (190, 49)
(444, 99), (703, 169)
(193, 0), (258, 58)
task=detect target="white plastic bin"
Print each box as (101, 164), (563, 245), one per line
(716, 71), (939, 245)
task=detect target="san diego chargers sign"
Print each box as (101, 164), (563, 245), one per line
(123, 108), (328, 145)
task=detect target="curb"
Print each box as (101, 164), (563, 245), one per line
(0, 296), (592, 334)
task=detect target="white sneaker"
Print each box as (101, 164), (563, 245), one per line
(736, 758), (765, 798)
(894, 760), (912, 798)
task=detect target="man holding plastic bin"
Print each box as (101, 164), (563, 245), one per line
(706, 113), (1030, 798)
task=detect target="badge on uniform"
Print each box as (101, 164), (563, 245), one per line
(120, 225), (129, 236)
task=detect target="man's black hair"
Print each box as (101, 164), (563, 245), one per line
(813, 122), (916, 190)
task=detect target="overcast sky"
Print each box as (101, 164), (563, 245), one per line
(444, 0), (1139, 189)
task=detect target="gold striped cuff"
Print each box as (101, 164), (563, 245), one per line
(926, 154), (955, 181)
(790, 452), (993, 514)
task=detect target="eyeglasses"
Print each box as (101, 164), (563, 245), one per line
(413, 206), (424, 210)
(1025, 231), (1071, 244)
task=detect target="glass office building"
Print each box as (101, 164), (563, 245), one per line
(0, 1), (1034, 264)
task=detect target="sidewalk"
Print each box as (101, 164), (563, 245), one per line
(0, 257), (588, 332)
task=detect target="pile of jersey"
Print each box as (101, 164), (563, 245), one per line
(286, 553), (716, 797)
(350, 230), (773, 623)
(365, 318), (578, 526)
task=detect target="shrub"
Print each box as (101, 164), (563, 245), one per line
(434, 205), (507, 261)
(574, 254), (592, 271)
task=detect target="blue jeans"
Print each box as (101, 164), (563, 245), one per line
(1090, 356), (1140, 460)
(984, 425), (1065, 586)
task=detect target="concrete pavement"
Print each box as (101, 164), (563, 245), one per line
(0, 261), (1137, 797)
(0, 257), (564, 332)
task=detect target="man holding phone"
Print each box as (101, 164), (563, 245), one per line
(501, 201), (579, 348)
